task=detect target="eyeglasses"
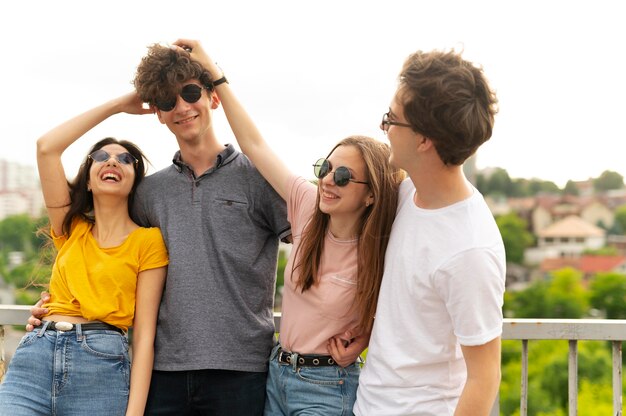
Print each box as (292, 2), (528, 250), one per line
(155, 84), (212, 112)
(381, 111), (412, 134)
(89, 149), (138, 165)
(312, 158), (369, 187)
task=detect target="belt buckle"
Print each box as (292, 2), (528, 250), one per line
(55, 321), (74, 331)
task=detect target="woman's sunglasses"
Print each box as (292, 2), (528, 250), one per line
(312, 158), (369, 187)
(155, 84), (212, 112)
(89, 149), (138, 165)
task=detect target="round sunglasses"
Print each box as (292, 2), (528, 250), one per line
(89, 149), (138, 165)
(312, 158), (369, 187)
(155, 84), (212, 112)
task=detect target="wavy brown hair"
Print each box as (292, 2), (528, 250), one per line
(133, 43), (216, 107)
(398, 49), (498, 166)
(292, 136), (405, 333)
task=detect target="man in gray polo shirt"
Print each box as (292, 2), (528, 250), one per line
(27, 39), (289, 414)
(132, 41), (290, 414)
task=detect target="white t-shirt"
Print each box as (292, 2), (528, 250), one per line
(354, 179), (506, 416)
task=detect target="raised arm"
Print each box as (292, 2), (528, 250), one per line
(36, 92), (151, 236)
(173, 39), (292, 200)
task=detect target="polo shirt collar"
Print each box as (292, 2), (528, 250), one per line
(172, 144), (238, 173)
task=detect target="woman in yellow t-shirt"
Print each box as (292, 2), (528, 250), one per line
(0, 92), (168, 416)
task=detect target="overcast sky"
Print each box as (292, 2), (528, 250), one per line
(2, 0), (624, 187)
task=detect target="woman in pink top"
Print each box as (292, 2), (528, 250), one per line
(178, 40), (405, 415)
(0, 92), (168, 416)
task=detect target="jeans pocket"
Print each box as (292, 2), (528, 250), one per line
(296, 366), (343, 386)
(80, 332), (128, 360)
(16, 330), (39, 349)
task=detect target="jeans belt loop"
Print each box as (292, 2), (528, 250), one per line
(76, 322), (84, 341)
(37, 320), (51, 337)
(291, 352), (299, 372)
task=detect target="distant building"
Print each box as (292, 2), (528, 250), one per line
(0, 160), (42, 220)
(524, 215), (606, 264)
(540, 254), (626, 280)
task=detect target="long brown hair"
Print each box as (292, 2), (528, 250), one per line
(292, 135), (405, 333)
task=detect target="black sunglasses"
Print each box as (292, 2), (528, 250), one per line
(89, 149), (138, 165)
(312, 158), (369, 187)
(155, 84), (212, 112)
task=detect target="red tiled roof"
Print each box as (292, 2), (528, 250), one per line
(540, 257), (580, 272)
(579, 255), (626, 273)
(540, 255), (626, 274)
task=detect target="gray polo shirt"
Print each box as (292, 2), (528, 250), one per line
(132, 144), (290, 372)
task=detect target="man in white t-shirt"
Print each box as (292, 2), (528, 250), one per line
(354, 50), (505, 415)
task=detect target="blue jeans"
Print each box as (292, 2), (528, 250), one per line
(144, 368), (267, 415)
(0, 322), (130, 416)
(264, 344), (360, 416)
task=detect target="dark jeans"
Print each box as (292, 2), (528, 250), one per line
(144, 369), (267, 416)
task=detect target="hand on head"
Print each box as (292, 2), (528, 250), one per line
(117, 91), (155, 116)
(171, 39), (222, 80)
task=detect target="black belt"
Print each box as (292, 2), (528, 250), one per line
(277, 347), (337, 367)
(42, 321), (124, 335)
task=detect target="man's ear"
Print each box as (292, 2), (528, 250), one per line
(156, 109), (166, 125)
(417, 135), (433, 151)
(210, 92), (221, 109)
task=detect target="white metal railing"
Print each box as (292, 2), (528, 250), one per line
(501, 319), (625, 416)
(1, 307), (624, 415)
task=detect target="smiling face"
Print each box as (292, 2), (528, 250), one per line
(318, 144), (374, 220)
(87, 144), (136, 199)
(155, 80), (220, 145)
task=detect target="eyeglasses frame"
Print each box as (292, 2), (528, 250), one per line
(381, 111), (412, 134)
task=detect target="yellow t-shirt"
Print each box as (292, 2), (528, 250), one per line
(43, 218), (169, 331)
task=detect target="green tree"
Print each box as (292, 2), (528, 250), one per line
(495, 212), (534, 264)
(506, 279), (550, 318)
(613, 205), (626, 234)
(0, 214), (47, 255)
(562, 180), (579, 196)
(546, 268), (588, 318)
(526, 178), (560, 195)
(589, 272), (626, 318)
(593, 170), (624, 192)
(485, 168), (512, 196)
(507, 268), (588, 318)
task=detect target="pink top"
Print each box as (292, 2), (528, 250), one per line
(279, 175), (360, 354)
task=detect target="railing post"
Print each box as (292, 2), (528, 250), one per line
(520, 339), (528, 416)
(568, 340), (578, 416)
(613, 341), (622, 416)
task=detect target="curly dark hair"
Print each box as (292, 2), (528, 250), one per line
(62, 138), (148, 236)
(133, 44), (216, 107)
(398, 49), (498, 166)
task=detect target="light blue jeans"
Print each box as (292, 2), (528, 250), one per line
(264, 343), (360, 416)
(0, 322), (130, 416)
